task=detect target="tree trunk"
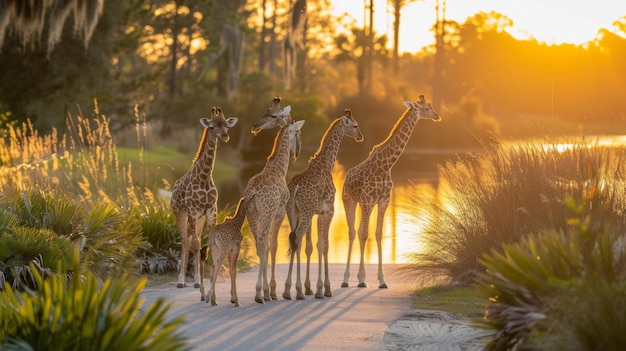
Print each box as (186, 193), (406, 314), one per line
(259, 0), (267, 71)
(169, 2), (179, 97)
(392, 0), (401, 76)
(432, 0), (446, 111)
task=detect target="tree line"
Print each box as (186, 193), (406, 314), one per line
(0, 1), (625, 147)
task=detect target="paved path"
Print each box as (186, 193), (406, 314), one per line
(140, 263), (490, 350)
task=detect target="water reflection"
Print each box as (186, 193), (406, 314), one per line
(243, 164), (439, 264)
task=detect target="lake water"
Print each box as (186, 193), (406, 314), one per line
(241, 134), (626, 265)
(242, 163), (440, 265)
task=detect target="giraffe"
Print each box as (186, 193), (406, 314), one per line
(199, 193), (254, 306)
(243, 118), (305, 303)
(171, 107), (238, 290)
(250, 96), (294, 300)
(341, 95), (440, 289)
(281, 109), (364, 300)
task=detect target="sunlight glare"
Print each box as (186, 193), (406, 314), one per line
(331, 0), (626, 53)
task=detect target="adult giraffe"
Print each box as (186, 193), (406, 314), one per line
(244, 117), (305, 303)
(171, 107), (238, 291)
(341, 95), (440, 289)
(282, 109), (363, 300)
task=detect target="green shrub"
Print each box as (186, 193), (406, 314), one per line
(0, 258), (189, 351)
(0, 223), (74, 290)
(476, 202), (626, 350)
(0, 188), (144, 282)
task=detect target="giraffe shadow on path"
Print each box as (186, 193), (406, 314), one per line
(140, 263), (418, 351)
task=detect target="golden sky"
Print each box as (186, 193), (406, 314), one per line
(332, 0), (626, 53)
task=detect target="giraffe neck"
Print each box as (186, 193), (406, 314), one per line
(307, 119), (344, 173)
(264, 126), (293, 177)
(369, 108), (419, 171)
(229, 196), (250, 228)
(191, 136), (219, 180)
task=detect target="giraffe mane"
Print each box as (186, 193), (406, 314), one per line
(308, 117), (342, 163)
(370, 108), (411, 153)
(192, 126), (211, 164)
(267, 125), (287, 161)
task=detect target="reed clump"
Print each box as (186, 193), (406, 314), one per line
(408, 138), (626, 283)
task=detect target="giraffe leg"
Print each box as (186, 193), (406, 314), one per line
(357, 205), (374, 288)
(229, 247), (241, 306)
(283, 247), (296, 300)
(304, 228), (313, 295)
(205, 246), (219, 305)
(269, 212), (284, 300)
(254, 239), (267, 304)
(293, 220), (312, 300)
(342, 196), (357, 288)
(199, 245), (208, 301)
(317, 211), (333, 298)
(192, 216), (207, 289)
(176, 215), (192, 288)
(375, 200), (389, 289)
(295, 237), (305, 300)
(262, 243), (271, 301)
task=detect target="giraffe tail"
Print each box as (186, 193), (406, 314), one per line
(287, 231), (298, 256)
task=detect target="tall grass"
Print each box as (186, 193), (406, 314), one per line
(0, 104), (252, 282)
(406, 138), (626, 283)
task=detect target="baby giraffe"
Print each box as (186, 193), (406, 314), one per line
(199, 193), (255, 306)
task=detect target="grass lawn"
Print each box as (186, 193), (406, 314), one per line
(412, 285), (486, 320)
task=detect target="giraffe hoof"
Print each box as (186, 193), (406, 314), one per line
(201, 295), (205, 302)
(176, 283), (185, 288)
(255, 297), (265, 304)
(193, 283), (200, 288)
(341, 282), (349, 288)
(270, 295), (278, 300)
(233, 301), (240, 307)
(379, 283), (388, 289)
(282, 293), (292, 300)
(314, 293), (324, 299)
(324, 291), (332, 297)
(357, 282), (368, 288)
(305, 289), (314, 295)
(296, 294), (305, 300)
(211, 301), (218, 306)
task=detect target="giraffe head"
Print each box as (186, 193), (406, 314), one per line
(403, 95), (441, 122)
(199, 106), (239, 143)
(251, 96), (293, 135)
(341, 109), (364, 142)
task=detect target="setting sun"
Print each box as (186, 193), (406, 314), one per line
(332, 0), (626, 53)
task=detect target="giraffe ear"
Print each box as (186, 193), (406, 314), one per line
(403, 101), (413, 109)
(343, 108), (352, 118)
(226, 117), (238, 127)
(292, 119), (305, 130)
(199, 118), (212, 128)
(282, 105), (292, 115)
(419, 95), (426, 102)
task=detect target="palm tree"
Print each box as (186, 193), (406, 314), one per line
(334, 27), (388, 96)
(389, 0), (423, 75)
(0, 0), (105, 54)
